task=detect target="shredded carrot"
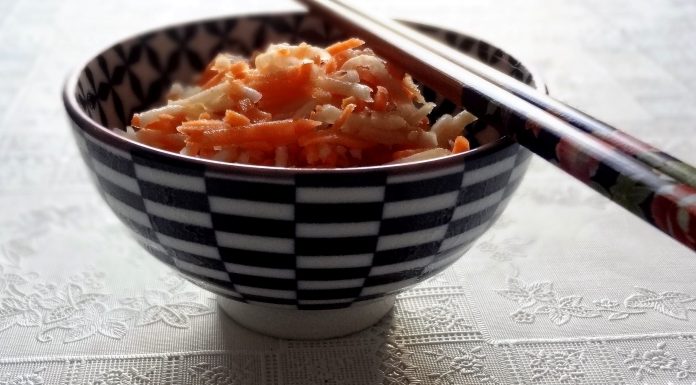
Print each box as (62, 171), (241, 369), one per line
(135, 129), (185, 152)
(223, 110), (251, 126)
(200, 71), (226, 89)
(373, 86), (389, 112)
(176, 120), (229, 141)
(230, 61), (249, 78)
(127, 39), (476, 167)
(324, 57), (338, 74)
(298, 130), (374, 149)
(178, 119), (229, 131)
(236, 99), (272, 122)
(331, 50), (353, 70)
(326, 38), (365, 55)
(184, 119), (321, 147)
(452, 136), (470, 154)
(332, 103), (355, 131)
(197, 60), (220, 87)
(246, 62), (313, 115)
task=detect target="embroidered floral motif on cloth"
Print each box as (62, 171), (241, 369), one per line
(2, 0), (696, 384)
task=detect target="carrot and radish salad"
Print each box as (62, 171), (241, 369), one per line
(125, 39), (477, 167)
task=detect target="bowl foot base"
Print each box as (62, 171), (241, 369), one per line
(217, 296), (396, 340)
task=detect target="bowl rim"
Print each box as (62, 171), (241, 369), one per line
(62, 11), (546, 176)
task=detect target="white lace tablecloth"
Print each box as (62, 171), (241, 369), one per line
(2, 0), (695, 384)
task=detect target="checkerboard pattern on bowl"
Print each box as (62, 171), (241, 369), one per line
(72, 127), (529, 309)
(65, 12), (538, 309)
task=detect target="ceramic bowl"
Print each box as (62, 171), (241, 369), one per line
(63, 12), (541, 339)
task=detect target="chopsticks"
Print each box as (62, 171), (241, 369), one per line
(299, 0), (696, 251)
(320, 2), (696, 189)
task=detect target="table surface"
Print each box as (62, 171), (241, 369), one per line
(1, 0), (695, 384)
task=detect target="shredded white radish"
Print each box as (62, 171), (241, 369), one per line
(292, 100), (318, 120)
(315, 77), (373, 102)
(255, 43), (330, 73)
(388, 148), (451, 164)
(331, 69), (360, 83)
(313, 104), (342, 123)
(136, 104), (186, 127)
(341, 54), (405, 100)
(431, 110), (477, 147)
(126, 39), (477, 168)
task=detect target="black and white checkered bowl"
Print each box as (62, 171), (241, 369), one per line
(63, 13), (542, 338)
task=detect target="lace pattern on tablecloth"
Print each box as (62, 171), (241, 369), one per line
(3, 332), (696, 384)
(2, 201), (696, 385)
(2, 0), (696, 383)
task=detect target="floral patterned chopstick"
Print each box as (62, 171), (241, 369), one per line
(300, 0), (696, 250)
